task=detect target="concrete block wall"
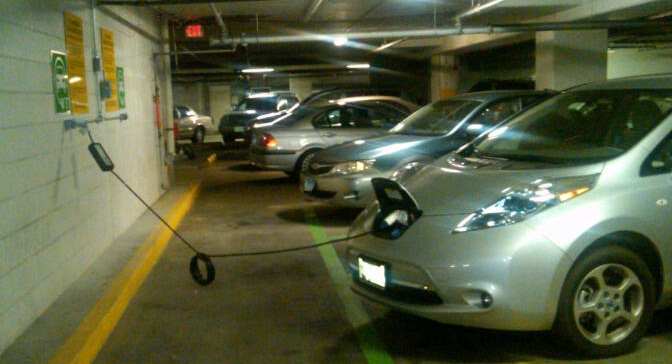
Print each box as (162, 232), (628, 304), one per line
(0, 0), (167, 353)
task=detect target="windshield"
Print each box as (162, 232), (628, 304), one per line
(472, 90), (672, 164)
(390, 99), (481, 136)
(235, 97), (278, 112)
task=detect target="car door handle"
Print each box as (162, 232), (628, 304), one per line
(322, 132), (336, 137)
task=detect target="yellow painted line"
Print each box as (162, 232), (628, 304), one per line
(49, 181), (201, 364)
(198, 152), (216, 169)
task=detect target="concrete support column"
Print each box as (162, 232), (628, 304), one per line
(158, 15), (174, 188)
(430, 54), (458, 101)
(209, 85), (232, 125)
(535, 29), (608, 90)
(289, 77), (313, 100)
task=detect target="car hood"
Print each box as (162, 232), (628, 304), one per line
(314, 134), (448, 163)
(402, 155), (602, 215)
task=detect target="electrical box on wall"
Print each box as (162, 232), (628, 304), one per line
(100, 80), (111, 99)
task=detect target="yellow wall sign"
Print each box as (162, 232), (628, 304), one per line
(63, 12), (88, 114)
(101, 27), (118, 111)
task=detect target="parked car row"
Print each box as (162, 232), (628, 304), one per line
(301, 90), (555, 207)
(237, 75), (672, 358)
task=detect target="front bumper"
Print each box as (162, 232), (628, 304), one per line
(249, 147), (298, 173)
(347, 215), (572, 331)
(219, 124), (246, 144)
(302, 171), (377, 208)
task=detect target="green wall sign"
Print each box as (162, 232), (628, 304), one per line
(51, 51), (70, 114)
(116, 67), (126, 109)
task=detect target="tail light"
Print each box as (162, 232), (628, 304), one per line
(256, 132), (277, 147)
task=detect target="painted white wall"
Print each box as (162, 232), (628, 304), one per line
(209, 84), (233, 125)
(0, 0), (166, 353)
(608, 48), (672, 79)
(173, 82), (209, 116)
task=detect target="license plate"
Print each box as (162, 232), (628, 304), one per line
(234, 126), (244, 132)
(303, 177), (315, 192)
(358, 256), (387, 289)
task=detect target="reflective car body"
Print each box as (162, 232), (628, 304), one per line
(347, 75), (672, 357)
(302, 90), (555, 208)
(173, 105), (215, 143)
(249, 95), (420, 179)
(219, 92), (299, 145)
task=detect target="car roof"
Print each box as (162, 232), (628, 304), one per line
(569, 74), (672, 91)
(444, 89), (556, 103)
(307, 95), (419, 109)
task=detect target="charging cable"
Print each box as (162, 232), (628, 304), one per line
(84, 129), (371, 285)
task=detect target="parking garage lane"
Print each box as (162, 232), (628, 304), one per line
(94, 158), (377, 363)
(91, 153), (672, 364)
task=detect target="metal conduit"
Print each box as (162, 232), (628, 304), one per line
(209, 20), (671, 46)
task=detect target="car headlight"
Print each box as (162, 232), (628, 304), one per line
(453, 174), (598, 233)
(390, 160), (429, 183)
(330, 159), (375, 175)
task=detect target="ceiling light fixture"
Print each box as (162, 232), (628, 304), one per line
(242, 67), (275, 74)
(347, 63), (370, 69)
(333, 37), (348, 46)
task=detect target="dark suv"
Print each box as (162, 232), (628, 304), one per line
(219, 92), (299, 145)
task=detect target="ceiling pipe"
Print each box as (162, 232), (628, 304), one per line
(455, 0), (508, 26)
(303, 0), (326, 23)
(209, 3), (228, 39)
(209, 20), (671, 46)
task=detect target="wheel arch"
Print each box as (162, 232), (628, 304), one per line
(291, 146), (323, 179)
(575, 231), (664, 302)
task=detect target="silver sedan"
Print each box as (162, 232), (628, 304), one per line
(347, 74), (672, 358)
(249, 95), (419, 179)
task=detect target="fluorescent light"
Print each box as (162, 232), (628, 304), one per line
(333, 37), (348, 46)
(242, 67), (274, 73)
(347, 63), (370, 69)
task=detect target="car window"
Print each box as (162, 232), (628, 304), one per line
(347, 102), (408, 129)
(313, 108), (352, 128)
(391, 100), (482, 136)
(475, 90), (672, 164)
(642, 132), (672, 176)
(174, 106), (192, 118)
(235, 97), (278, 112)
(470, 97), (523, 128)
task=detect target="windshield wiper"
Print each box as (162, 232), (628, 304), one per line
(486, 153), (568, 164)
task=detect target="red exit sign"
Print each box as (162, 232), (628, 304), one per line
(185, 23), (203, 38)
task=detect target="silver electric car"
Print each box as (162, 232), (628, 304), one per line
(347, 74), (672, 357)
(302, 90), (555, 208)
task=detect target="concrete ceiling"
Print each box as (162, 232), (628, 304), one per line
(97, 0), (672, 83)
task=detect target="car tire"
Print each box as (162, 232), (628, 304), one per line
(192, 126), (205, 143)
(551, 245), (655, 358)
(290, 149), (319, 181)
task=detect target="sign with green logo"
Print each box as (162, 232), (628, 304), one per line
(116, 67), (126, 109)
(51, 51), (70, 114)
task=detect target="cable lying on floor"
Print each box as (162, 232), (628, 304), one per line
(84, 129), (377, 286)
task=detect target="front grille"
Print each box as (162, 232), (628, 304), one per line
(353, 276), (443, 305)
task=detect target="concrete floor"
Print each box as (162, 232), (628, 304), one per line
(3, 143), (672, 363)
